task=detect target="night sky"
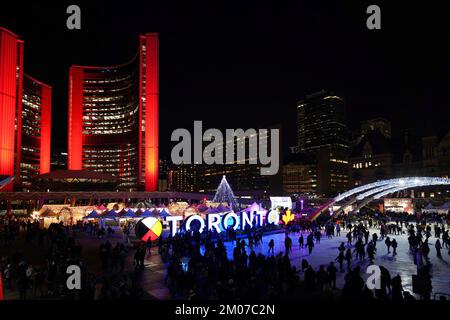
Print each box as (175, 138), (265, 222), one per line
(1, 1), (449, 161)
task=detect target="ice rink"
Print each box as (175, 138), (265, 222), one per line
(216, 227), (450, 298)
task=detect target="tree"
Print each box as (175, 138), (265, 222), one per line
(213, 175), (238, 210)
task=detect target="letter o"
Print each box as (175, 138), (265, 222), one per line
(185, 215), (205, 233)
(222, 212), (239, 230)
(267, 210), (280, 225)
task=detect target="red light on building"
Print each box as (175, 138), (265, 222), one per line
(40, 85), (52, 174)
(67, 67), (83, 170)
(141, 34), (159, 192)
(0, 28), (24, 191)
(0, 27), (52, 191)
(20, 75), (52, 188)
(68, 33), (159, 191)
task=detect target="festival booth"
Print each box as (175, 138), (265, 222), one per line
(84, 210), (101, 220)
(106, 203), (124, 212)
(121, 209), (138, 219)
(242, 202), (268, 224)
(244, 202), (266, 213)
(157, 208), (172, 228)
(117, 209), (140, 229)
(37, 206), (59, 228)
(421, 202), (450, 215)
(216, 203), (229, 213)
(99, 210), (120, 229)
(134, 208), (144, 217)
(140, 209), (154, 218)
(159, 208), (171, 218)
(82, 210), (102, 230)
(183, 206), (200, 219)
(37, 205), (95, 227)
(95, 204), (107, 211)
(167, 202), (189, 216)
(204, 207), (217, 214)
(205, 201), (229, 209)
(197, 203), (208, 213)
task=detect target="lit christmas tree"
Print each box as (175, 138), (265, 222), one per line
(213, 175), (238, 210)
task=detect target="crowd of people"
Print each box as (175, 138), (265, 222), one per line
(0, 215), (147, 300)
(162, 212), (450, 300)
(1, 207), (450, 301)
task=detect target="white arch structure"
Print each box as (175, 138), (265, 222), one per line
(310, 177), (450, 221)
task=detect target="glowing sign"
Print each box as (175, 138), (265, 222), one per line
(165, 210), (274, 236)
(135, 217), (163, 241)
(281, 209), (295, 225)
(384, 198), (413, 215)
(270, 197), (292, 210)
(267, 210), (280, 225)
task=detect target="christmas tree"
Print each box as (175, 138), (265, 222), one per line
(213, 175), (238, 210)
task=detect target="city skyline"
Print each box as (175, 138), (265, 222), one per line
(1, 1), (449, 162)
(1, 1), (450, 305)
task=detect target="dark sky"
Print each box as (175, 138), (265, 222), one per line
(1, 1), (449, 160)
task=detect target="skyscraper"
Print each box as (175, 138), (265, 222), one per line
(20, 75), (52, 190)
(296, 90), (349, 195)
(67, 33), (159, 191)
(0, 27), (52, 191)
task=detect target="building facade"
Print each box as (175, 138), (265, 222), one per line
(68, 33), (159, 191)
(282, 162), (315, 195)
(349, 119), (450, 198)
(0, 27), (52, 191)
(168, 126), (283, 195)
(168, 164), (198, 193)
(20, 75), (52, 190)
(294, 90), (349, 196)
(349, 128), (394, 186)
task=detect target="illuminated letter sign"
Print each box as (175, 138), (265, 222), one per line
(207, 213), (222, 233)
(166, 215), (183, 236)
(255, 211), (265, 226)
(145, 210), (279, 237)
(222, 212), (239, 230)
(267, 210), (280, 225)
(239, 211), (254, 230)
(185, 214), (206, 233)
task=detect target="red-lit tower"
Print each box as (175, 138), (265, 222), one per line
(0, 27), (51, 191)
(0, 27), (23, 191)
(21, 75), (52, 189)
(68, 33), (159, 191)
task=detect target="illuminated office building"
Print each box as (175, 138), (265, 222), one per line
(20, 75), (52, 190)
(168, 126), (282, 196)
(68, 33), (159, 191)
(296, 90), (349, 196)
(0, 27), (52, 191)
